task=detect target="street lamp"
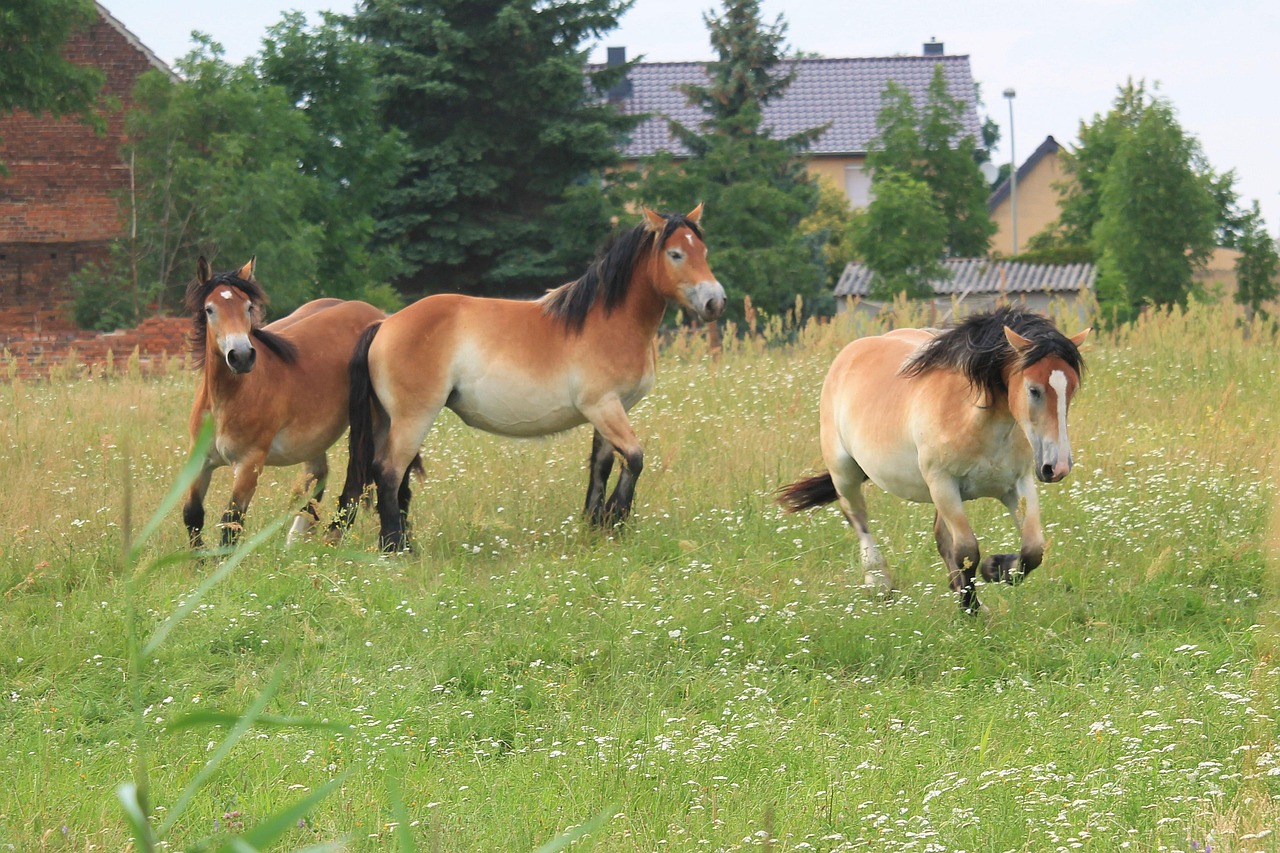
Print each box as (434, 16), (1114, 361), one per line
(1003, 87), (1018, 256)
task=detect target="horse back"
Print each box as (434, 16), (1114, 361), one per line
(821, 330), (957, 502)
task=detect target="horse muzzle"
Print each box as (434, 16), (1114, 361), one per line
(223, 338), (257, 374)
(1035, 447), (1072, 483)
(683, 280), (726, 322)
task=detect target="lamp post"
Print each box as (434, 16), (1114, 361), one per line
(1003, 87), (1018, 257)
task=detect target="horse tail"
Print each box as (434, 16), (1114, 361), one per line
(776, 471), (839, 512)
(346, 321), (383, 492)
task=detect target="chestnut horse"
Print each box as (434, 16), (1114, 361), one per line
(331, 205), (725, 552)
(779, 308), (1088, 612)
(182, 257), (386, 548)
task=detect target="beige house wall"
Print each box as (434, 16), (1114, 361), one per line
(990, 149), (1068, 257)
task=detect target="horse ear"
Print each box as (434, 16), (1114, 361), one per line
(642, 208), (666, 232)
(1004, 326), (1034, 352)
(197, 256), (211, 284)
(237, 257), (257, 281)
(1068, 328), (1091, 348)
(686, 202), (704, 224)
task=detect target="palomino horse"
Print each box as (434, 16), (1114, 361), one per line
(182, 257), (386, 548)
(331, 205), (725, 552)
(779, 307), (1088, 612)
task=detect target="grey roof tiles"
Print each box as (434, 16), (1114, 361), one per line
(595, 55), (983, 159)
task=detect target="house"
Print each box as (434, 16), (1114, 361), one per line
(0, 4), (188, 379)
(987, 135), (1067, 256)
(597, 40), (983, 208)
(0, 2), (173, 315)
(834, 257), (1097, 323)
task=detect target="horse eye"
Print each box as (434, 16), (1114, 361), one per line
(1028, 386), (1043, 400)
(667, 249), (684, 261)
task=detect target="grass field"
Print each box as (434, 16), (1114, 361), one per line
(2, 303), (1278, 852)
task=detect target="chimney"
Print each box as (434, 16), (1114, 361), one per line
(923, 37), (944, 56)
(605, 46), (632, 103)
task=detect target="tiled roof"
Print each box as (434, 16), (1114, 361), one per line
(987, 135), (1062, 211)
(595, 55), (982, 159)
(835, 258), (1096, 298)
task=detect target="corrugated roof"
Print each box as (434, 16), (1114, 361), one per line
(594, 55), (982, 159)
(835, 258), (1096, 298)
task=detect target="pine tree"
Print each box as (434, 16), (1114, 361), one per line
(355, 0), (638, 298)
(637, 0), (828, 323)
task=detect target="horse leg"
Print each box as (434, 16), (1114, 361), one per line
(980, 479), (1045, 584)
(582, 429), (616, 526)
(375, 409), (438, 553)
(830, 463), (893, 593)
(221, 452), (266, 548)
(182, 459), (216, 550)
(582, 398), (643, 527)
(929, 483), (983, 613)
(287, 455), (329, 547)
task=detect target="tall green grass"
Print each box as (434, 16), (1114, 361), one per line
(2, 302), (1277, 851)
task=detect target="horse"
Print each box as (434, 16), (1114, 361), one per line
(182, 257), (387, 548)
(778, 307), (1088, 612)
(328, 205), (725, 552)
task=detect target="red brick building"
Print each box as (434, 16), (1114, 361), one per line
(0, 2), (172, 317)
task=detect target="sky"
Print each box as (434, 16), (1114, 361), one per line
(101, 0), (1280, 234)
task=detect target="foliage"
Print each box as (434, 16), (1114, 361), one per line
(1053, 80), (1151, 248)
(3, 302), (1280, 849)
(850, 169), (948, 299)
(1233, 201), (1280, 321)
(865, 68), (996, 259)
(1040, 80), (1247, 324)
(632, 0), (829, 323)
(1092, 87), (1217, 322)
(354, 0), (638, 299)
(799, 177), (861, 288)
(0, 0), (102, 120)
(74, 25), (404, 330)
(1012, 240), (1095, 266)
(254, 12), (408, 304)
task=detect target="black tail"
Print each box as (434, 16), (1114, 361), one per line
(328, 322), (425, 537)
(777, 471), (839, 512)
(346, 321), (383, 493)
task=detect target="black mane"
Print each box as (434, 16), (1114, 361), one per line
(185, 270), (298, 369)
(541, 212), (704, 333)
(900, 307), (1084, 402)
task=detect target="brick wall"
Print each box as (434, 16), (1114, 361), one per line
(0, 8), (165, 277)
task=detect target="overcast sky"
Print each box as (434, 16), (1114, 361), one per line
(101, 0), (1280, 234)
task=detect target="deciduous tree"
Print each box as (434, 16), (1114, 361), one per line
(1091, 88), (1217, 321)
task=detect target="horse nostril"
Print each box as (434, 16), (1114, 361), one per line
(1041, 463), (1055, 481)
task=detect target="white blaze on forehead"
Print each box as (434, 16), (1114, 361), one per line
(1049, 369), (1069, 443)
(219, 289), (234, 300)
(686, 233), (694, 247)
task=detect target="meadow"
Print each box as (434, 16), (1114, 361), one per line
(2, 303), (1278, 852)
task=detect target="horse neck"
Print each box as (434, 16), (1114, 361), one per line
(606, 253), (669, 339)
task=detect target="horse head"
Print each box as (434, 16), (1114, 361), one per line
(642, 204), (726, 323)
(189, 256), (264, 375)
(1004, 325), (1090, 483)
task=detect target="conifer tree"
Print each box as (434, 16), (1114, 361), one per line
(638, 0), (828, 323)
(355, 0), (638, 297)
